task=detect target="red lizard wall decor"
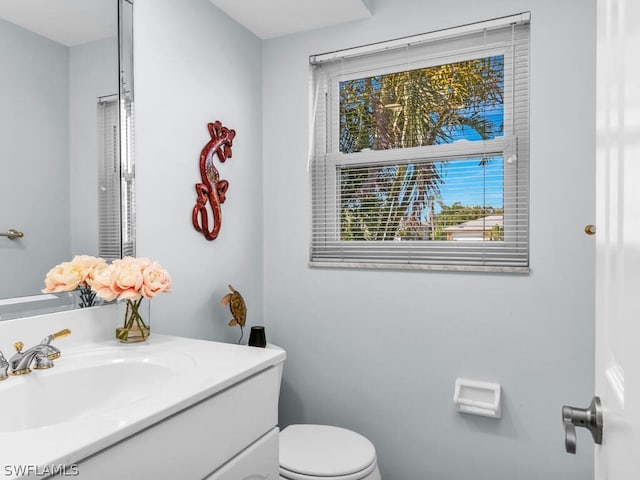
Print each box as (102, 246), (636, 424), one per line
(192, 121), (236, 241)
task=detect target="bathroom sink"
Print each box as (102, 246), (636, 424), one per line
(0, 348), (193, 432)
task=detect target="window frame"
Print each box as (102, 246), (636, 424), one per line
(310, 16), (530, 272)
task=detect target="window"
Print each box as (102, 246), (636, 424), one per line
(310, 14), (530, 271)
(98, 95), (135, 261)
(98, 97), (121, 261)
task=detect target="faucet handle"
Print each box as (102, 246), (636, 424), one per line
(52, 328), (71, 340)
(14, 341), (24, 353)
(40, 328), (71, 346)
(40, 329), (70, 361)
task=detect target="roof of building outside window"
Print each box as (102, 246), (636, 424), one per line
(443, 215), (503, 232)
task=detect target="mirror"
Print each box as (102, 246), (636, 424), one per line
(0, 0), (135, 318)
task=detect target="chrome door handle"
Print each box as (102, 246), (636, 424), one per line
(562, 396), (603, 454)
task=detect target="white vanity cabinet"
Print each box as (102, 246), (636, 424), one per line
(72, 366), (281, 480)
(0, 309), (285, 480)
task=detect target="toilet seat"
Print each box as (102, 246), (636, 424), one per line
(279, 424), (378, 480)
(280, 460), (377, 480)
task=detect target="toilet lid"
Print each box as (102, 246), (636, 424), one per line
(280, 424), (377, 478)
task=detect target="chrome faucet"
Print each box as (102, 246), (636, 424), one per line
(9, 343), (60, 374)
(8, 328), (71, 376)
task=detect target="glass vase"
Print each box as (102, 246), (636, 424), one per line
(116, 298), (150, 343)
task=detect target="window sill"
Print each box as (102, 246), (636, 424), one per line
(308, 261), (530, 274)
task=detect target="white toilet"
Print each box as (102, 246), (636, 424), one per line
(268, 344), (381, 479)
(279, 424), (381, 480)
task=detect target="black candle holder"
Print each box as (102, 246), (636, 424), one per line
(248, 326), (267, 348)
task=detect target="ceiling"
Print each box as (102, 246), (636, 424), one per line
(208, 0), (373, 39)
(0, 0), (371, 47)
(0, 0), (115, 47)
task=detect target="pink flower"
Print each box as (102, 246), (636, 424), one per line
(42, 255), (107, 293)
(90, 256), (171, 302)
(70, 255), (107, 284)
(141, 261), (172, 298)
(90, 263), (119, 302)
(42, 262), (82, 293)
(109, 257), (145, 300)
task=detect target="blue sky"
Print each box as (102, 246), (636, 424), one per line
(435, 157), (504, 213)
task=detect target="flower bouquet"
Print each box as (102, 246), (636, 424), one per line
(42, 255), (107, 307)
(91, 257), (172, 343)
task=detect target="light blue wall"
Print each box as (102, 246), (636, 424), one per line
(0, 18), (70, 298)
(134, 0), (264, 342)
(0, 21), (116, 299)
(69, 37), (118, 257)
(132, 0), (596, 477)
(262, 1), (596, 479)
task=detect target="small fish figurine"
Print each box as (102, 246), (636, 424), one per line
(221, 285), (247, 344)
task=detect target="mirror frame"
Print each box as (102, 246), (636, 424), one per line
(118, 0), (136, 259)
(0, 0), (135, 320)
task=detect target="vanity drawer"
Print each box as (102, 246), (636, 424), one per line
(204, 427), (279, 480)
(73, 366), (280, 480)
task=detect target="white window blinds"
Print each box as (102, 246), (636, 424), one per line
(98, 98), (121, 261)
(309, 13), (530, 272)
(98, 96), (136, 261)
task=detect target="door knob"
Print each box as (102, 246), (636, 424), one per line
(562, 396), (603, 454)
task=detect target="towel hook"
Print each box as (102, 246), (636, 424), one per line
(0, 229), (24, 240)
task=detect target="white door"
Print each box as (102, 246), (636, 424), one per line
(594, 0), (640, 478)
